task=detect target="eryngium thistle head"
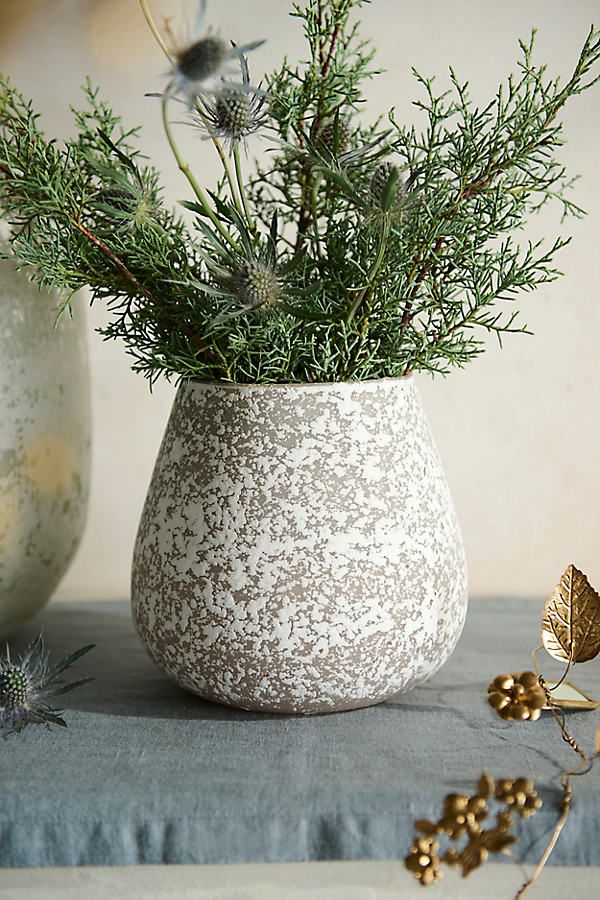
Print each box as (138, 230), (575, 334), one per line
(235, 261), (279, 308)
(0, 667), (27, 707)
(92, 182), (157, 231)
(0, 635), (94, 735)
(195, 80), (268, 150)
(370, 161), (408, 213)
(316, 117), (352, 157)
(94, 186), (137, 214)
(168, 3), (264, 105)
(177, 35), (228, 85)
(215, 89), (254, 137)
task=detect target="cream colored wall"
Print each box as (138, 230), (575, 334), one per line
(1, 0), (599, 601)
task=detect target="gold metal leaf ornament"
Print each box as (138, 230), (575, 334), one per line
(541, 565), (600, 663)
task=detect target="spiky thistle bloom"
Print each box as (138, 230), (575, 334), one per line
(235, 258), (280, 308)
(193, 212), (321, 328)
(284, 126), (394, 211)
(203, 244), (286, 324)
(84, 130), (159, 233)
(298, 121), (390, 174)
(313, 116), (353, 158)
(168, 0), (264, 105)
(191, 54), (268, 152)
(369, 160), (412, 217)
(90, 168), (158, 232)
(0, 635), (94, 735)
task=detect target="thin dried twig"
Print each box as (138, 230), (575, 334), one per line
(515, 779), (572, 899)
(513, 648), (596, 898)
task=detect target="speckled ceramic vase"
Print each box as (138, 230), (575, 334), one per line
(132, 378), (468, 714)
(0, 256), (90, 638)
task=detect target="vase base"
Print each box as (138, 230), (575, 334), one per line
(174, 679), (423, 716)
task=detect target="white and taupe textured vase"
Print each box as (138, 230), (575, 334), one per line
(0, 256), (91, 638)
(132, 378), (468, 714)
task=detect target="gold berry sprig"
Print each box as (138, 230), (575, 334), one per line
(408, 565), (600, 898)
(485, 565), (600, 897)
(405, 772), (541, 885)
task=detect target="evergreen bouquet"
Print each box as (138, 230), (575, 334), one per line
(3, 0), (599, 715)
(0, 0), (598, 386)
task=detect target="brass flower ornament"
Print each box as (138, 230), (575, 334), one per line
(409, 565), (600, 895)
(405, 837), (443, 886)
(438, 793), (488, 839)
(494, 778), (542, 818)
(487, 671), (546, 721)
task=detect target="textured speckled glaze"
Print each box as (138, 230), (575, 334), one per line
(132, 378), (468, 714)
(0, 256), (90, 638)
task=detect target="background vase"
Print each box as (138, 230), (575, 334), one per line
(132, 378), (468, 715)
(0, 255), (91, 638)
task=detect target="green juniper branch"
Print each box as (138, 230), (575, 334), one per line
(0, 2), (598, 385)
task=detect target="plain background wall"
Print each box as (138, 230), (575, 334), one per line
(1, 0), (599, 601)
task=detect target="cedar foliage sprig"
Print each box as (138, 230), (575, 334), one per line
(0, 81), (230, 383)
(0, 1), (599, 384)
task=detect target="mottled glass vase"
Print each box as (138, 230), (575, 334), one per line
(132, 378), (468, 714)
(0, 256), (90, 638)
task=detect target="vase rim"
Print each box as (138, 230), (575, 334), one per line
(180, 375), (414, 392)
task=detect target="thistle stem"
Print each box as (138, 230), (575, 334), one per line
(139, 0), (173, 61)
(161, 95), (242, 254)
(139, 0), (245, 218)
(233, 147), (255, 232)
(197, 101), (248, 224)
(310, 175), (322, 256)
(347, 217), (390, 322)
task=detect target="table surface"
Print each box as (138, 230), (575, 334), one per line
(3, 862), (599, 900)
(1, 598), (599, 870)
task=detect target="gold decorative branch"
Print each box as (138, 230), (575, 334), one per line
(408, 564), (600, 897)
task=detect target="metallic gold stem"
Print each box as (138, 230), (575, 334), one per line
(519, 640), (596, 898)
(531, 644), (573, 692)
(514, 779), (572, 899)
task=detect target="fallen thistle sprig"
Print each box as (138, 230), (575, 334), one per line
(0, 634), (94, 735)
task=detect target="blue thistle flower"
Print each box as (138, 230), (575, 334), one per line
(191, 54), (269, 152)
(181, 206), (325, 329)
(0, 635), (94, 735)
(369, 161), (410, 214)
(362, 159), (421, 224)
(86, 131), (159, 232)
(168, 0), (264, 105)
